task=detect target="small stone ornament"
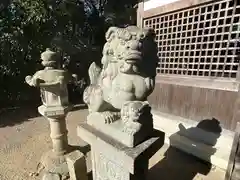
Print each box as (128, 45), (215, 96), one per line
(83, 26), (158, 147)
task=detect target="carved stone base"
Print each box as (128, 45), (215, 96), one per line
(40, 150), (69, 178)
(87, 112), (153, 147)
(77, 123), (165, 180)
(39, 150), (87, 180)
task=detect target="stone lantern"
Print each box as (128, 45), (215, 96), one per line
(25, 49), (87, 180)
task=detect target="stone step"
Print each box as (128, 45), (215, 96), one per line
(152, 110), (234, 170)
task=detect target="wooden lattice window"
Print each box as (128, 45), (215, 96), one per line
(144, 0), (240, 78)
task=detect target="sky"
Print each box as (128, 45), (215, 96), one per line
(144, 0), (180, 11)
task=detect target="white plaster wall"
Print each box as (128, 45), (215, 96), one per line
(144, 0), (180, 11)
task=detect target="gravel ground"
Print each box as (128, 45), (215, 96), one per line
(0, 106), (226, 180)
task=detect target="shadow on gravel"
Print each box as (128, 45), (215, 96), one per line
(0, 103), (88, 128)
(0, 105), (40, 128)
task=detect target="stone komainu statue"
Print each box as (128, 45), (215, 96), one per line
(83, 26), (158, 126)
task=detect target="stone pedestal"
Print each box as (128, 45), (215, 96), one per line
(38, 105), (70, 177)
(77, 123), (164, 180)
(38, 105), (88, 180)
(38, 105), (70, 154)
(87, 111), (153, 148)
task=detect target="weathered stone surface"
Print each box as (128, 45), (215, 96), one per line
(38, 105), (71, 118)
(42, 172), (61, 180)
(87, 112), (153, 147)
(39, 150), (69, 178)
(83, 26), (158, 148)
(77, 123), (165, 180)
(92, 149), (129, 180)
(41, 150), (67, 170)
(66, 150), (88, 180)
